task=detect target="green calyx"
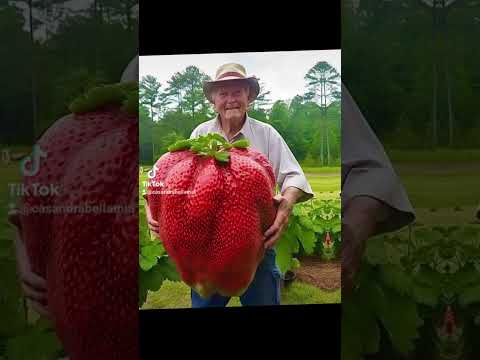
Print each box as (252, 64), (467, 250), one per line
(168, 133), (249, 163)
(69, 81), (138, 116)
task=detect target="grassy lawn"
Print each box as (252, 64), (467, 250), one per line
(0, 164), (21, 240)
(142, 279), (341, 309)
(398, 172), (480, 225)
(308, 174), (340, 197)
(389, 152), (480, 225)
(301, 166), (340, 174)
(386, 148), (480, 163)
(397, 173), (479, 209)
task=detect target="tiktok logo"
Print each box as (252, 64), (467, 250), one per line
(148, 165), (159, 179)
(20, 144), (47, 177)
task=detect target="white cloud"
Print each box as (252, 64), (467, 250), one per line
(139, 49), (341, 103)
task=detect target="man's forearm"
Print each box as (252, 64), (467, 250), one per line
(343, 195), (389, 237)
(282, 186), (306, 205)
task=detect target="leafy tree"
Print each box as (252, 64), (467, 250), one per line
(99, 0), (138, 31)
(140, 75), (161, 121)
(251, 80), (272, 112)
(164, 66), (212, 122)
(304, 61), (340, 165)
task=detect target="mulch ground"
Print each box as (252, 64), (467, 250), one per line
(293, 256), (341, 291)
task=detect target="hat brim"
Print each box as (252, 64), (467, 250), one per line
(203, 77), (260, 104)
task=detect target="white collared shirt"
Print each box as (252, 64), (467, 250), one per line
(190, 114), (314, 202)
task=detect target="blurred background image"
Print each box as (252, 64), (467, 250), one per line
(342, 0), (480, 359)
(0, 1), (138, 359)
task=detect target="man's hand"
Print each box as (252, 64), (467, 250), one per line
(341, 196), (387, 298)
(264, 187), (304, 249)
(341, 221), (368, 298)
(264, 194), (293, 249)
(8, 210), (50, 318)
(144, 201), (161, 239)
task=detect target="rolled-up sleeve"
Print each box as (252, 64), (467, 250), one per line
(267, 126), (314, 202)
(341, 82), (415, 234)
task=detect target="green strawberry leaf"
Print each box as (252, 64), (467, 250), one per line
(275, 225), (299, 274)
(413, 227), (442, 247)
(139, 240), (164, 271)
(331, 219), (342, 234)
(365, 236), (388, 265)
(450, 263), (480, 292)
(69, 82), (138, 114)
(139, 255), (158, 272)
(214, 151), (230, 162)
(210, 133), (227, 144)
(5, 326), (63, 360)
(0, 261), (27, 337)
(168, 139), (192, 152)
(139, 265), (165, 307)
(294, 223), (317, 254)
(231, 139), (249, 148)
(0, 238), (13, 259)
(459, 284), (480, 306)
(139, 254), (181, 307)
(298, 216), (315, 231)
(383, 242), (403, 265)
(379, 264), (414, 297)
(291, 206), (304, 217)
(411, 283), (439, 307)
(342, 295), (380, 359)
(377, 287), (423, 355)
(291, 258), (301, 269)
(313, 223), (326, 233)
(157, 255), (181, 282)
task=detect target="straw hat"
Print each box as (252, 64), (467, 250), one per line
(203, 63), (260, 103)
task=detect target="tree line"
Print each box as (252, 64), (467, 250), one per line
(140, 61), (341, 166)
(342, 0), (480, 150)
(1, 0), (138, 146)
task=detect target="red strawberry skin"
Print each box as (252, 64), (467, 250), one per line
(19, 106), (129, 277)
(18, 106), (138, 360)
(147, 147), (277, 298)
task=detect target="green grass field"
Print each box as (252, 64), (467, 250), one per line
(392, 160), (480, 225)
(0, 164), (21, 240)
(141, 280), (340, 309)
(386, 148), (480, 163)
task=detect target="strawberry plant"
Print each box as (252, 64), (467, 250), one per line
(275, 198), (341, 274)
(0, 246), (65, 360)
(138, 187), (179, 308)
(342, 224), (480, 360)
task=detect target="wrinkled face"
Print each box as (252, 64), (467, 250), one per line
(212, 81), (250, 122)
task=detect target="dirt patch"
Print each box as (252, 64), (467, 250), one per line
(293, 256), (341, 291)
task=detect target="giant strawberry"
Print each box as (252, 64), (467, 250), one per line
(18, 82), (138, 360)
(146, 133), (277, 298)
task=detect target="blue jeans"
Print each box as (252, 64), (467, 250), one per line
(191, 248), (282, 307)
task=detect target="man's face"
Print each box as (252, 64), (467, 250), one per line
(212, 81), (249, 122)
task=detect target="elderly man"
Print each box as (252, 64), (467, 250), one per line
(146, 63), (315, 307)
